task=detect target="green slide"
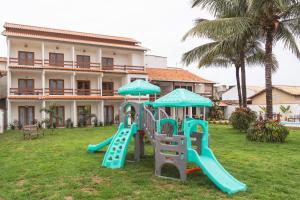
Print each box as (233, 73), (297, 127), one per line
(87, 136), (113, 153)
(187, 148), (247, 195)
(102, 122), (137, 169)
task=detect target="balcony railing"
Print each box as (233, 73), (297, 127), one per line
(9, 57), (145, 72)
(10, 88), (43, 95)
(76, 89), (101, 96)
(45, 88), (73, 95)
(102, 90), (118, 96)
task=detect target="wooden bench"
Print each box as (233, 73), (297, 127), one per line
(23, 125), (43, 140)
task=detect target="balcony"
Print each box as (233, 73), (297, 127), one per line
(9, 57), (145, 72)
(102, 90), (118, 96)
(10, 88), (42, 95)
(45, 88), (73, 95)
(76, 89), (101, 96)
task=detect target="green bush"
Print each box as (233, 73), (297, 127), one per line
(229, 107), (256, 131)
(247, 120), (289, 143)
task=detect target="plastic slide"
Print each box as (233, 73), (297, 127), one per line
(87, 136), (113, 153)
(187, 148), (247, 195)
(102, 122), (137, 169)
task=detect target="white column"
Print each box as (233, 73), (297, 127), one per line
(7, 70), (11, 97)
(203, 107), (206, 120)
(189, 107), (193, 118)
(6, 38), (10, 70)
(41, 42), (45, 67)
(100, 100), (104, 126)
(73, 100), (77, 127)
(72, 45), (75, 68)
(98, 74), (103, 96)
(42, 100), (46, 128)
(42, 70), (45, 96)
(7, 99), (11, 127)
(172, 107), (176, 119)
(72, 72), (76, 95)
(98, 48), (102, 69)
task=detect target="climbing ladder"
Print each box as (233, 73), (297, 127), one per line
(102, 123), (137, 169)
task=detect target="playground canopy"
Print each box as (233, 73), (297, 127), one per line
(152, 88), (212, 108)
(118, 79), (161, 96)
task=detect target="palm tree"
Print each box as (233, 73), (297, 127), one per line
(185, 0), (300, 119)
(249, 0), (300, 119)
(183, 0), (258, 107)
(40, 103), (61, 133)
(182, 37), (274, 107)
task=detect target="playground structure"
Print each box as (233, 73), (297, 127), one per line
(87, 80), (247, 195)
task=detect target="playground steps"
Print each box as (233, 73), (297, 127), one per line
(102, 123), (137, 169)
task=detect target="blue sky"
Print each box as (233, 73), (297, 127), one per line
(0, 0), (299, 86)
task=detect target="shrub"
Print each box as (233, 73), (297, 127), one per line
(229, 107), (256, 131)
(208, 100), (224, 120)
(247, 120), (289, 143)
(66, 118), (73, 128)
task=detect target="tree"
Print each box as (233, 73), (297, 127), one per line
(40, 103), (61, 133)
(182, 0), (277, 107)
(250, 0), (300, 119)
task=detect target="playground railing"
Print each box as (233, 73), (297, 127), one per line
(143, 106), (157, 143)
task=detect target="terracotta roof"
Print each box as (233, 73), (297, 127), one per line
(3, 22), (147, 51)
(146, 67), (214, 84)
(249, 85), (300, 99)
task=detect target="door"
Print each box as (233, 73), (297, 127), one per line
(102, 82), (114, 96)
(77, 81), (90, 95)
(18, 51), (34, 65)
(19, 106), (35, 126)
(50, 106), (65, 127)
(49, 53), (64, 67)
(49, 79), (64, 95)
(18, 79), (34, 95)
(104, 105), (114, 125)
(101, 57), (114, 70)
(77, 55), (90, 68)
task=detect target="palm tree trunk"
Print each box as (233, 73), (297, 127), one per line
(265, 28), (274, 119)
(240, 50), (247, 108)
(235, 65), (242, 107)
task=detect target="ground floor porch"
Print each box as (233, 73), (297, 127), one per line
(7, 99), (126, 128)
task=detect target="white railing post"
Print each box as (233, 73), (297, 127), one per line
(73, 100), (77, 127)
(41, 42), (45, 67)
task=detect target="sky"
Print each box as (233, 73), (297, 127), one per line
(0, 0), (299, 86)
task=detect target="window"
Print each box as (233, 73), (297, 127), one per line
(49, 53), (64, 66)
(77, 80), (90, 95)
(102, 82), (114, 96)
(77, 105), (91, 125)
(102, 57), (114, 66)
(77, 55), (90, 68)
(19, 106), (35, 126)
(18, 51), (34, 65)
(174, 85), (193, 91)
(18, 79), (34, 95)
(50, 106), (65, 127)
(49, 79), (64, 95)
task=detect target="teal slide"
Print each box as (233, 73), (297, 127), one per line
(87, 136), (113, 153)
(187, 148), (247, 195)
(102, 122), (137, 169)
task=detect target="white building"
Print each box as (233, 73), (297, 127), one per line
(0, 23), (215, 129)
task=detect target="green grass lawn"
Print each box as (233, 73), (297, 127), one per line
(0, 125), (299, 200)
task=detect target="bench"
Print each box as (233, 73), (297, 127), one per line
(23, 125), (43, 140)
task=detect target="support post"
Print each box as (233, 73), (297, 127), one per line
(72, 45), (75, 68)
(42, 70), (45, 96)
(41, 42), (45, 67)
(42, 100), (46, 128)
(73, 101), (77, 127)
(7, 99), (11, 128)
(100, 100), (104, 126)
(72, 72), (76, 95)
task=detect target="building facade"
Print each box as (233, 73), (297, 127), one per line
(0, 23), (215, 128)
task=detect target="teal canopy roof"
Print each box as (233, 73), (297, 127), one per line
(152, 88), (212, 107)
(118, 79), (161, 96)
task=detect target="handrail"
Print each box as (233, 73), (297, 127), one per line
(10, 88), (43, 95)
(143, 104), (157, 143)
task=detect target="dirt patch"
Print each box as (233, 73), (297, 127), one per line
(64, 196), (73, 200)
(16, 179), (25, 187)
(92, 176), (102, 184)
(80, 187), (97, 194)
